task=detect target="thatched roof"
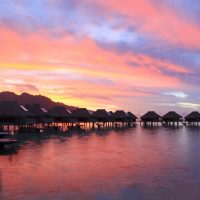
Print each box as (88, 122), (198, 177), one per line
(185, 111), (200, 120)
(109, 111), (114, 115)
(162, 111), (182, 120)
(127, 112), (137, 119)
(141, 111), (161, 120)
(93, 109), (111, 118)
(71, 108), (93, 118)
(48, 106), (71, 117)
(26, 104), (49, 117)
(113, 110), (128, 119)
(0, 101), (29, 117)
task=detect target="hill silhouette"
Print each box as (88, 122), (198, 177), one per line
(0, 91), (77, 110)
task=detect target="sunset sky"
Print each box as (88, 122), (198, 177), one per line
(0, 0), (200, 115)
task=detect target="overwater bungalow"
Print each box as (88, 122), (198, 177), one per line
(162, 111), (183, 127)
(140, 111), (161, 126)
(92, 109), (114, 128)
(112, 110), (129, 127)
(113, 110), (128, 121)
(48, 106), (72, 123)
(109, 111), (114, 116)
(93, 109), (113, 122)
(26, 104), (53, 127)
(48, 106), (73, 131)
(0, 101), (34, 132)
(185, 111), (200, 126)
(127, 112), (137, 123)
(70, 108), (94, 129)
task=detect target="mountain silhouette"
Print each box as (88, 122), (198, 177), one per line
(0, 91), (77, 110)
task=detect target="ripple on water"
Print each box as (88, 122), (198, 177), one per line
(1, 127), (200, 200)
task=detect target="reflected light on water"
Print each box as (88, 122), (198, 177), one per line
(1, 127), (200, 200)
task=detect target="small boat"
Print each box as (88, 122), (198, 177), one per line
(0, 132), (18, 150)
(0, 138), (18, 145)
(0, 132), (11, 138)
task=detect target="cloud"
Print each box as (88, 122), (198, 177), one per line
(0, 0), (200, 112)
(178, 102), (200, 109)
(1, 0), (200, 49)
(164, 0), (200, 23)
(163, 91), (188, 98)
(14, 83), (39, 92)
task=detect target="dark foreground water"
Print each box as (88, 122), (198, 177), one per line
(1, 126), (200, 200)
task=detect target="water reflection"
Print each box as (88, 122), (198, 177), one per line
(0, 127), (200, 199)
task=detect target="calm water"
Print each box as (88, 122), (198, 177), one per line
(1, 126), (200, 200)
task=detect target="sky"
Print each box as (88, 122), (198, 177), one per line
(0, 0), (200, 115)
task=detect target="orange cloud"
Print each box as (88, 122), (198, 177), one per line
(0, 27), (193, 111)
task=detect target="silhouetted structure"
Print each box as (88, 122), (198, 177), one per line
(111, 110), (130, 127)
(0, 101), (34, 132)
(140, 111), (161, 126)
(185, 111), (200, 126)
(109, 111), (114, 115)
(162, 111), (183, 127)
(2, 99), (196, 133)
(91, 109), (112, 128)
(48, 106), (72, 123)
(93, 109), (113, 123)
(113, 110), (128, 122)
(127, 112), (137, 124)
(26, 104), (53, 126)
(69, 108), (95, 129)
(71, 108), (94, 123)
(48, 106), (73, 131)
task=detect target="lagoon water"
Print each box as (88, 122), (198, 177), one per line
(1, 126), (200, 200)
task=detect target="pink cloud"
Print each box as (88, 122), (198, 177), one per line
(0, 26), (194, 111)
(94, 0), (200, 48)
